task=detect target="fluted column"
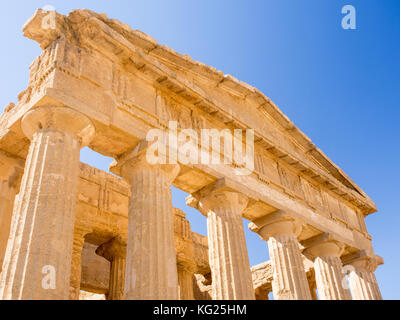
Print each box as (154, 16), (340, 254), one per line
(111, 151), (180, 300)
(303, 235), (352, 300)
(69, 224), (92, 300)
(249, 212), (311, 300)
(174, 209), (196, 300)
(344, 253), (383, 300)
(0, 194), (20, 299)
(96, 236), (127, 300)
(194, 190), (254, 300)
(177, 257), (196, 300)
(308, 272), (318, 300)
(0, 157), (23, 273)
(0, 106), (94, 300)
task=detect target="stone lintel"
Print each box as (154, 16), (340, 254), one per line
(342, 250), (384, 270)
(301, 232), (335, 248)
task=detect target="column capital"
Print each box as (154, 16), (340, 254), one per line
(342, 250), (383, 273)
(248, 211), (303, 241)
(21, 106), (95, 147)
(302, 233), (345, 260)
(110, 140), (180, 183)
(96, 236), (127, 262)
(177, 253), (197, 273)
(187, 181), (249, 217)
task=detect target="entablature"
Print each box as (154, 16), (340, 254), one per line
(15, 9), (376, 216)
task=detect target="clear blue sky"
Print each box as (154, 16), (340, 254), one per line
(0, 1), (398, 299)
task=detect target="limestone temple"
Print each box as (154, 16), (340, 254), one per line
(0, 9), (382, 300)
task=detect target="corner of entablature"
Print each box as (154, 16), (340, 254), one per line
(23, 9), (69, 50)
(342, 249), (384, 272)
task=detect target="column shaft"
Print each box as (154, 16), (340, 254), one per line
(203, 192), (254, 300)
(96, 236), (127, 300)
(250, 215), (312, 300)
(0, 167), (21, 272)
(124, 165), (179, 300)
(69, 226), (91, 300)
(314, 255), (351, 300)
(0, 194), (20, 299)
(1, 129), (81, 299)
(347, 258), (382, 300)
(268, 234), (312, 300)
(109, 256), (126, 300)
(0, 106), (94, 300)
(177, 264), (195, 300)
(349, 269), (381, 300)
(304, 240), (352, 300)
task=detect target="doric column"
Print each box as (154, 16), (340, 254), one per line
(189, 189), (254, 300)
(177, 256), (196, 300)
(69, 223), (92, 300)
(249, 212), (311, 300)
(303, 234), (352, 300)
(110, 149), (180, 300)
(308, 271), (318, 300)
(174, 209), (196, 300)
(0, 154), (23, 273)
(0, 106), (94, 300)
(0, 194), (20, 299)
(96, 236), (127, 300)
(343, 251), (383, 300)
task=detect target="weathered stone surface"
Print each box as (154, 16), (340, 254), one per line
(250, 213), (312, 300)
(0, 8), (383, 301)
(303, 234), (352, 300)
(69, 224), (93, 300)
(111, 150), (180, 300)
(1, 106), (94, 300)
(0, 154), (23, 273)
(191, 190), (255, 300)
(343, 251), (383, 300)
(80, 243), (110, 295)
(96, 236), (126, 300)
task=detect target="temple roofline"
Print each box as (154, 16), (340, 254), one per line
(20, 8), (377, 215)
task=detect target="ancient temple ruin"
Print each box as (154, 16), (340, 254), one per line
(0, 9), (382, 300)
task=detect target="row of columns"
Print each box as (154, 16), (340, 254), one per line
(250, 213), (382, 300)
(0, 105), (383, 300)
